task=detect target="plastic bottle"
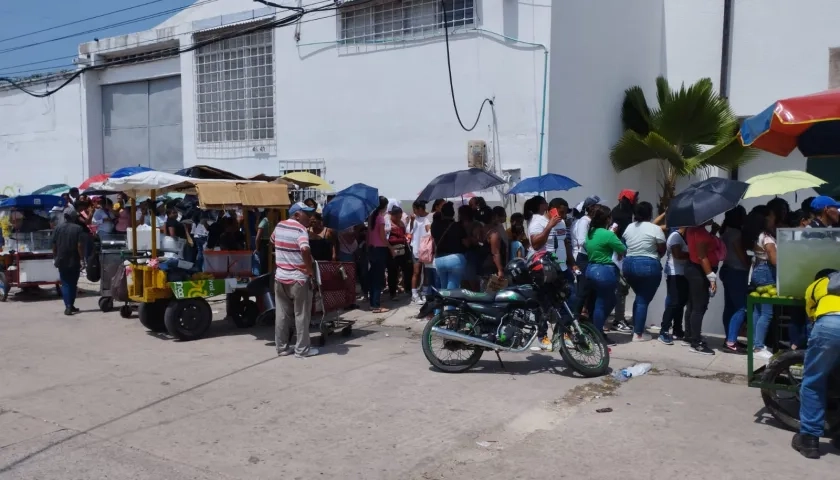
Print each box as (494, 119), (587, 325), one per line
(611, 362), (652, 382)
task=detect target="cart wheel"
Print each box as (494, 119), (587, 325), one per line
(98, 296), (114, 312)
(256, 308), (275, 326)
(164, 298), (213, 341)
(229, 299), (259, 329)
(341, 326), (353, 337)
(119, 304), (132, 319)
(138, 301), (168, 333)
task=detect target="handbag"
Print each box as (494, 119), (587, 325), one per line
(392, 244), (406, 257)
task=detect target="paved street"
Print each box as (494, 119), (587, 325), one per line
(1, 282), (838, 479)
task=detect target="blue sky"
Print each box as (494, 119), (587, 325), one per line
(0, 0), (195, 78)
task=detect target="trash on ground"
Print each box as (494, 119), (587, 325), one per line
(596, 407), (613, 413)
(611, 362), (652, 382)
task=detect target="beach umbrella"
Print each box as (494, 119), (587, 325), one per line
(79, 173), (111, 191)
(31, 184), (71, 195)
(416, 168), (505, 201)
(507, 174), (580, 195)
(666, 177), (749, 227)
(740, 89), (840, 157)
(281, 171), (333, 191)
(322, 183), (378, 231)
(743, 170), (826, 199)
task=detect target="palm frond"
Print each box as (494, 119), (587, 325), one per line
(654, 77), (736, 147)
(621, 86), (653, 135)
(684, 136), (759, 172)
(655, 76), (671, 109)
(610, 130), (686, 173)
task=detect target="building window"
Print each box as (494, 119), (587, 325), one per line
(339, 0), (475, 44)
(194, 27), (274, 144)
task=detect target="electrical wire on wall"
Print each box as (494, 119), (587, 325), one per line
(0, 0), (375, 98)
(439, 0), (493, 132)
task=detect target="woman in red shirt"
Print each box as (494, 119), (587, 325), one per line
(682, 222), (724, 355)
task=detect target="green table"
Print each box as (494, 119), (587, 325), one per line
(746, 295), (805, 391)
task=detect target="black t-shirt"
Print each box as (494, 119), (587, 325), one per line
(431, 219), (467, 257)
(165, 218), (187, 239)
(51, 222), (85, 269)
(219, 230), (246, 251)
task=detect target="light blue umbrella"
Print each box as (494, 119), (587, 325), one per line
(31, 184), (71, 195)
(507, 174), (580, 195)
(322, 183), (379, 231)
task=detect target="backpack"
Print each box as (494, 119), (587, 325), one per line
(418, 235), (434, 264)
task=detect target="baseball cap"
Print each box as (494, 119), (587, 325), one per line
(288, 202), (316, 216)
(583, 195), (601, 209)
(810, 195), (840, 211)
(618, 189), (638, 204)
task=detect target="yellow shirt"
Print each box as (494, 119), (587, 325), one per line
(804, 273), (840, 321)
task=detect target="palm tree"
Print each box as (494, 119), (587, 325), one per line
(610, 76), (756, 212)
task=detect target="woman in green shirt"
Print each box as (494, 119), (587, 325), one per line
(584, 205), (627, 345)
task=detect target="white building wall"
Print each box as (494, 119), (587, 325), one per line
(0, 77), (86, 195)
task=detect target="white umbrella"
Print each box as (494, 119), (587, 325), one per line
(101, 171), (259, 197)
(743, 170), (826, 199)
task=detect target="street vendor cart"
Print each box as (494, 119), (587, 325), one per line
(101, 172), (291, 341)
(0, 195), (65, 301)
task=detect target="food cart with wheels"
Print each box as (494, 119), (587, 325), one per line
(100, 172), (290, 341)
(738, 89), (840, 434)
(0, 195), (66, 302)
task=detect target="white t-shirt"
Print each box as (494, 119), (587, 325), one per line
(664, 231), (688, 276)
(411, 214), (431, 261)
(622, 222), (666, 260)
(528, 215), (569, 271)
(572, 215), (590, 258)
(754, 232), (776, 262)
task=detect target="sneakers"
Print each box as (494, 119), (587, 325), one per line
(690, 342), (715, 355)
(792, 433), (820, 459)
(722, 342), (741, 353)
(754, 347), (773, 360)
(658, 333), (674, 345)
(412, 294), (425, 305)
(612, 320), (633, 333)
(277, 348), (294, 357)
(70, 306), (80, 313)
(64, 307), (73, 316)
(295, 347), (320, 358)
(633, 333), (652, 342)
(680, 339), (692, 347)
(672, 331), (685, 341)
(530, 337), (555, 352)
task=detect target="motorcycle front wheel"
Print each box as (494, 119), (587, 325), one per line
(558, 321), (610, 378)
(422, 312), (483, 373)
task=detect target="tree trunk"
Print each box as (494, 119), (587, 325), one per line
(658, 179), (676, 216)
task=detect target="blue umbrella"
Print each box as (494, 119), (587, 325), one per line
(0, 195), (66, 210)
(507, 174), (580, 195)
(111, 166), (154, 179)
(322, 183), (379, 231)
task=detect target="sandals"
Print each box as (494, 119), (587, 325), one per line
(372, 308), (390, 314)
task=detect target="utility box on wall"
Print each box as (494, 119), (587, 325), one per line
(467, 140), (487, 169)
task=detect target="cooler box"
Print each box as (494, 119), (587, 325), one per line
(203, 250), (252, 277)
(126, 227), (163, 252)
(18, 258), (60, 283)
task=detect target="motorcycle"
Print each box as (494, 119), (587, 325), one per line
(761, 350), (840, 435)
(418, 252), (610, 378)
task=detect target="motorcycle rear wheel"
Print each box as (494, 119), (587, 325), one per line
(558, 321), (610, 378)
(760, 350), (840, 435)
(422, 312), (483, 373)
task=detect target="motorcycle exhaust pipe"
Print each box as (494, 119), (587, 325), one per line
(430, 326), (510, 352)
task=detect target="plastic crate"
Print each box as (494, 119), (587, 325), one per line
(127, 263), (172, 303)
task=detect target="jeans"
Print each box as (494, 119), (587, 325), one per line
(424, 267), (437, 295)
(622, 256), (663, 334)
(720, 266), (749, 343)
(575, 253), (595, 316)
(368, 247), (389, 308)
(586, 263), (619, 332)
(683, 262), (711, 345)
(338, 252), (354, 262)
(274, 281), (314, 355)
(58, 266), (81, 309)
(799, 314), (840, 437)
(434, 254), (466, 291)
(387, 249), (413, 297)
(661, 275), (688, 335)
(562, 268), (578, 318)
(752, 262), (777, 349)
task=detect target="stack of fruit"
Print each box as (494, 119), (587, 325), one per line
(750, 285), (794, 299)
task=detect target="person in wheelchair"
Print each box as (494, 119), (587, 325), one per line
(792, 268), (840, 459)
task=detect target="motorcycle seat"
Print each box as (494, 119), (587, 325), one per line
(441, 289), (496, 303)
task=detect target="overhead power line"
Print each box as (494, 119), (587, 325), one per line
(0, 0), (168, 45)
(0, 0), (373, 97)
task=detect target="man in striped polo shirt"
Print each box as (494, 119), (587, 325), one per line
(272, 202), (318, 358)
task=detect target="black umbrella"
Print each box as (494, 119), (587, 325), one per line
(666, 177), (749, 227)
(417, 168), (505, 201)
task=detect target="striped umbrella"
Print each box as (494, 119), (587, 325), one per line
(31, 184), (71, 195)
(79, 173), (111, 191)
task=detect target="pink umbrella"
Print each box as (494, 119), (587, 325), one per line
(79, 173), (111, 191)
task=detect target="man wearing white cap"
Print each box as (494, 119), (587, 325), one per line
(272, 202), (319, 358)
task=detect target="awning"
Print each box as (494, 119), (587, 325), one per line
(195, 182), (290, 209)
